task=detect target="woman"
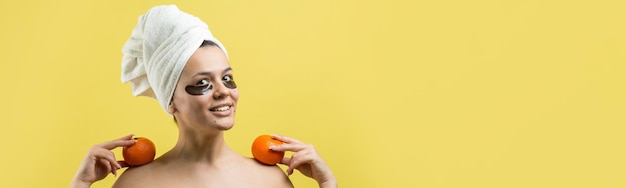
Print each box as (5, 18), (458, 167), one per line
(70, 5), (336, 188)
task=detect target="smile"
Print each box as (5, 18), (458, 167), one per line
(210, 105), (231, 112)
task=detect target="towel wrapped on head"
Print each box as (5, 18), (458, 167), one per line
(121, 5), (228, 114)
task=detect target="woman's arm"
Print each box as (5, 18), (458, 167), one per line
(270, 135), (338, 188)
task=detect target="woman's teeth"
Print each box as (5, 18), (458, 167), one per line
(211, 106), (230, 112)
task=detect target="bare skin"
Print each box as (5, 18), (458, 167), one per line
(71, 46), (337, 188)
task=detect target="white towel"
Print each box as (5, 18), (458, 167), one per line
(121, 5), (228, 114)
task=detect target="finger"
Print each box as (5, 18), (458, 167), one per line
(289, 150), (313, 164)
(279, 157), (295, 175)
(270, 143), (311, 152)
(279, 157), (292, 166)
(271, 134), (304, 144)
(98, 158), (113, 172)
(110, 162), (118, 177)
(117, 161), (130, 168)
(114, 134), (134, 141)
(287, 167), (294, 175)
(94, 149), (122, 169)
(286, 154), (314, 176)
(99, 136), (137, 150)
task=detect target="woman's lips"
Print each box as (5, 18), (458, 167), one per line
(209, 105), (233, 116)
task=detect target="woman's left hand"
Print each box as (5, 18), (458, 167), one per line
(269, 134), (337, 187)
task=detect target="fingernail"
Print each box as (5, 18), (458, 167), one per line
(269, 145), (277, 150)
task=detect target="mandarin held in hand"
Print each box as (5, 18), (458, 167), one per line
(122, 137), (156, 166)
(251, 135), (285, 165)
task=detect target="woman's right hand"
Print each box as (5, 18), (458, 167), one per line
(70, 134), (137, 188)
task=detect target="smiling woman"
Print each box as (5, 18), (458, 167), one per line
(69, 5), (336, 188)
(4, 0), (625, 187)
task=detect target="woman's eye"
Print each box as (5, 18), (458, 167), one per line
(223, 75), (237, 89)
(197, 79), (209, 86)
(185, 79), (212, 95)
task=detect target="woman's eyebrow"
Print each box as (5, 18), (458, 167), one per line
(192, 67), (233, 77)
(223, 67), (232, 73)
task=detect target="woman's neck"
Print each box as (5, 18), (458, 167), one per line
(167, 125), (236, 164)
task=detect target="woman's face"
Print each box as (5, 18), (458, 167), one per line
(170, 45), (239, 131)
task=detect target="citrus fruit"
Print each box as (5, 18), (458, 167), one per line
(122, 137), (156, 166)
(251, 135), (284, 165)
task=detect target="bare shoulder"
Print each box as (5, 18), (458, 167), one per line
(112, 163), (155, 188)
(244, 158), (293, 188)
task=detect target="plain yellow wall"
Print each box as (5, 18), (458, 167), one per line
(1, 0), (625, 187)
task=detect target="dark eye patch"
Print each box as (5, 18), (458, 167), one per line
(223, 75), (237, 89)
(185, 80), (212, 95)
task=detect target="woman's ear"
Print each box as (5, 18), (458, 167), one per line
(168, 101), (177, 114)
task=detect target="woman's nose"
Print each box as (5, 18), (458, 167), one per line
(212, 82), (230, 99)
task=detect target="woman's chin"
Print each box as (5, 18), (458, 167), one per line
(216, 124), (234, 131)
(214, 119), (235, 131)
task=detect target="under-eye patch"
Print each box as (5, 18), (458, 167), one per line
(223, 75), (237, 89)
(185, 80), (212, 95)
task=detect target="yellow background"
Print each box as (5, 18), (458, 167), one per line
(1, 0), (625, 187)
